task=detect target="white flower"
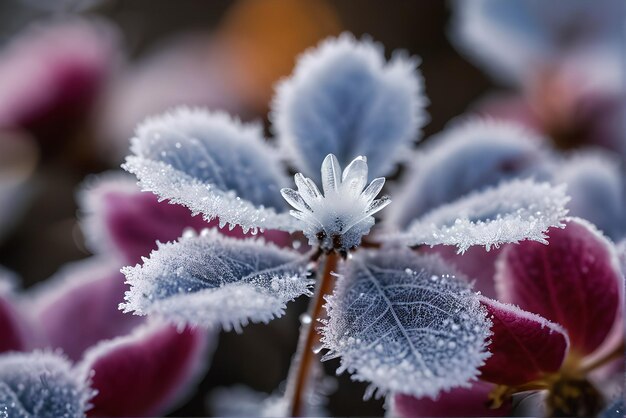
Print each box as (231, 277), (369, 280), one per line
(281, 154), (390, 253)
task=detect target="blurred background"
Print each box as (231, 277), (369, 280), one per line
(0, 0), (622, 416)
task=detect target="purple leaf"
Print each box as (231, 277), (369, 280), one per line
(479, 297), (569, 386)
(392, 381), (512, 417)
(420, 245), (501, 299)
(30, 258), (142, 361)
(495, 218), (622, 356)
(80, 322), (212, 417)
(79, 174), (211, 264)
(0, 18), (119, 142)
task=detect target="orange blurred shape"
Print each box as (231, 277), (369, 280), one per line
(217, 0), (341, 109)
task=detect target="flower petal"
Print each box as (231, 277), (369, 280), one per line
(0, 351), (92, 418)
(495, 218), (622, 356)
(391, 179), (569, 253)
(391, 381), (512, 417)
(321, 248), (491, 399)
(272, 33), (427, 181)
(123, 107), (298, 233)
(29, 258), (143, 361)
(120, 229), (312, 331)
(479, 297), (569, 386)
(79, 322), (212, 417)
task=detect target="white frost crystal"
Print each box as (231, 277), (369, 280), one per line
(281, 154), (390, 253)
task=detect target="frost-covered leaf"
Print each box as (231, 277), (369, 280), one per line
(389, 119), (548, 228)
(391, 179), (569, 253)
(321, 248), (491, 399)
(79, 172), (210, 263)
(28, 258), (142, 361)
(79, 173), (292, 264)
(552, 152), (625, 240)
(79, 322), (212, 417)
(479, 297), (569, 386)
(450, 0), (626, 84)
(120, 229), (312, 331)
(495, 217), (622, 356)
(391, 381), (511, 417)
(122, 107), (298, 233)
(272, 33), (427, 181)
(0, 351), (92, 418)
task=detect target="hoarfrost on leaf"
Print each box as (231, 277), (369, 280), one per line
(389, 118), (548, 228)
(320, 248), (491, 399)
(391, 179), (569, 253)
(120, 229), (313, 331)
(281, 154), (390, 252)
(0, 351), (92, 418)
(272, 33), (428, 181)
(122, 107), (299, 233)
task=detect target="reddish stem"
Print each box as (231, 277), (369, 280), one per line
(285, 252), (339, 417)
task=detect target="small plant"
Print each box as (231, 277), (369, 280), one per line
(117, 34), (570, 416)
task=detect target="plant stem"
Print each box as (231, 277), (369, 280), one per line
(285, 252), (339, 417)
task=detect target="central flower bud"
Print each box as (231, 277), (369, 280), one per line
(281, 154), (390, 253)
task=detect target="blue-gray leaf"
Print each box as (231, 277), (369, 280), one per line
(272, 33), (427, 182)
(0, 351), (92, 418)
(321, 248), (491, 399)
(390, 179), (569, 253)
(123, 107), (298, 233)
(120, 229), (313, 331)
(389, 119), (549, 229)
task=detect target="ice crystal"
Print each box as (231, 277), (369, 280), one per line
(120, 229), (312, 331)
(272, 33), (428, 181)
(122, 107), (298, 233)
(281, 154), (389, 253)
(392, 179), (569, 253)
(321, 248), (491, 399)
(389, 119), (548, 228)
(0, 351), (92, 418)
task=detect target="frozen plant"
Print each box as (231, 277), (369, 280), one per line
(119, 34), (569, 416)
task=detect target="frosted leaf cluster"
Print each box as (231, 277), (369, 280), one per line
(392, 179), (570, 253)
(123, 108), (298, 234)
(116, 32), (574, 402)
(272, 33), (427, 182)
(281, 154), (389, 253)
(120, 229), (312, 331)
(0, 351), (92, 418)
(389, 119), (549, 228)
(321, 248), (491, 399)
